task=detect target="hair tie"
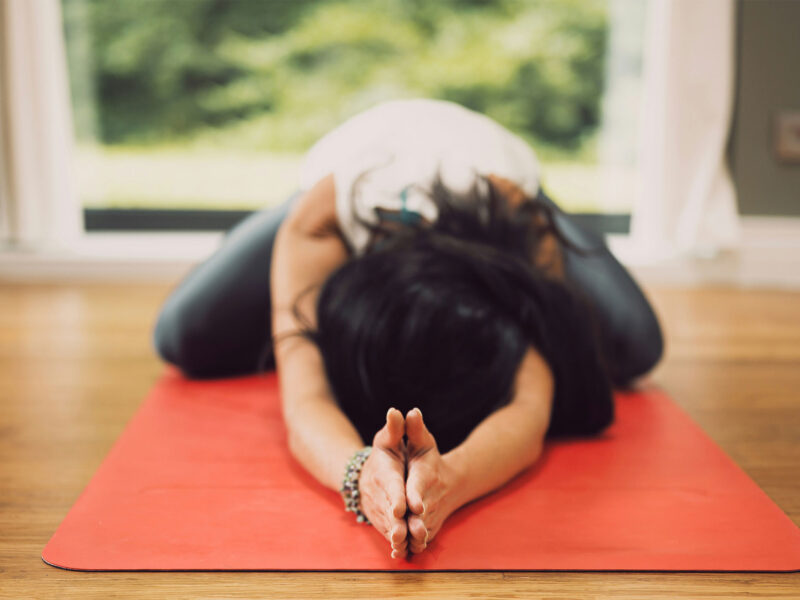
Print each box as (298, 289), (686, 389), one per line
(399, 186), (422, 225)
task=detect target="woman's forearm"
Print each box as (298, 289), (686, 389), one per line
(269, 178), (361, 492)
(443, 347), (553, 510)
(274, 335), (364, 492)
(443, 401), (545, 510)
(270, 214), (409, 553)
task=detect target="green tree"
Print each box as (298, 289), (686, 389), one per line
(63, 0), (607, 153)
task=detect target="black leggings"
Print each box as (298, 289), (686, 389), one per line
(153, 190), (663, 386)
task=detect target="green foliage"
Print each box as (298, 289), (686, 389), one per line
(63, 0), (607, 153)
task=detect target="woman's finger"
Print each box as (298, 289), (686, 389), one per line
(407, 513), (428, 544)
(407, 513), (429, 553)
(376, 481), (406, 545)
(390, 520), (408, 559)
(385, 475), (407, 520)
(373, 407), (405, 452)
(405, 408), (437, 456)
(368, 472), (406, 538)
(390, 521), (408, 546)
(392, 536), (408, 554)
(405, 460), (430, 516)
(369, 448), (407, 520)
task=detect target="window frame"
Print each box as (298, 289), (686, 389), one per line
(83, 207), (630, 235)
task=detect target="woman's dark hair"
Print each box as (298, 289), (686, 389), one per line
(287, 170), (614, 452)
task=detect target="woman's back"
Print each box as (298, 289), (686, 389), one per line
(299, 98), (542, 255)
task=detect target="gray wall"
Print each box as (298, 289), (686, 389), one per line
(730, 0), (800, 216)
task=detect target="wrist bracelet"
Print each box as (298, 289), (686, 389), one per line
(340, 446), (373, 524)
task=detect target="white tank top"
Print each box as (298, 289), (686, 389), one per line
(299, 98), (541, 255)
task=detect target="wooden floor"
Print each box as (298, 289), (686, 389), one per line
(1, 283), (798, 598)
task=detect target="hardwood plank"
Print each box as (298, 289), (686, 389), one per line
(1, 283), (798, 598)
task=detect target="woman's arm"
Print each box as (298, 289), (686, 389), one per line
(404, 346), (553, 553)
(271, 175), (359, 490)
(270, 175), (409, 557)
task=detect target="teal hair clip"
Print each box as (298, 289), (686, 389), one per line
(398, 186), (422, 225)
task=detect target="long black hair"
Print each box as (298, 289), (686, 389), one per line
(288, 171), (614, 452)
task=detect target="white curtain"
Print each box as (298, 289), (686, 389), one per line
(0, 0), (81, 250)
(630, 0), (740, 261)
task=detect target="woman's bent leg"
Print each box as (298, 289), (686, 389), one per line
(538, 190), (664, 387)
(153, 192), (301, 378)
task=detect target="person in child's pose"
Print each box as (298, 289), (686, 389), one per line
(154, 98), (663, 559)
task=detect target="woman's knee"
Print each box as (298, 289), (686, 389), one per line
(152, 298), (216, 378)
(612, 306), (663, 386)
(153, 299), (189, 371)
(554, 232), (664, 386)
(151, 195), (298, 378)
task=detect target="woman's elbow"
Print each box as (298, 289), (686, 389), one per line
(523, 436), (546, 469)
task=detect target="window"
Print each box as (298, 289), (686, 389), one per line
(62, 0), (645, 232)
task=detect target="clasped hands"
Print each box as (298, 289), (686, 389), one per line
(358, 407), (462, 560)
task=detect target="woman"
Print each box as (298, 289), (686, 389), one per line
(154, 98), (663, 560)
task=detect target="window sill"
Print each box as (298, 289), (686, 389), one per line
(0, 232), (223, 281)
(1, 217), (799, 288)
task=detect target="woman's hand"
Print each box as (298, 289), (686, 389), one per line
(358, 408), (409, 559)
(404, 408), (463, 555)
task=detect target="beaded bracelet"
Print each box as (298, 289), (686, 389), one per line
(340, 446), (373, 524)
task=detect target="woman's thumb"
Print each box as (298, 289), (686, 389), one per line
(406, 407), (436, 453)
(374, 407), (404, 449)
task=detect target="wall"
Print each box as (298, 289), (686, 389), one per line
(730, 0), (800, 216)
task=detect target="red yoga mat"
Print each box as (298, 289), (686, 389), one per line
(42, 370), (800, 571)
